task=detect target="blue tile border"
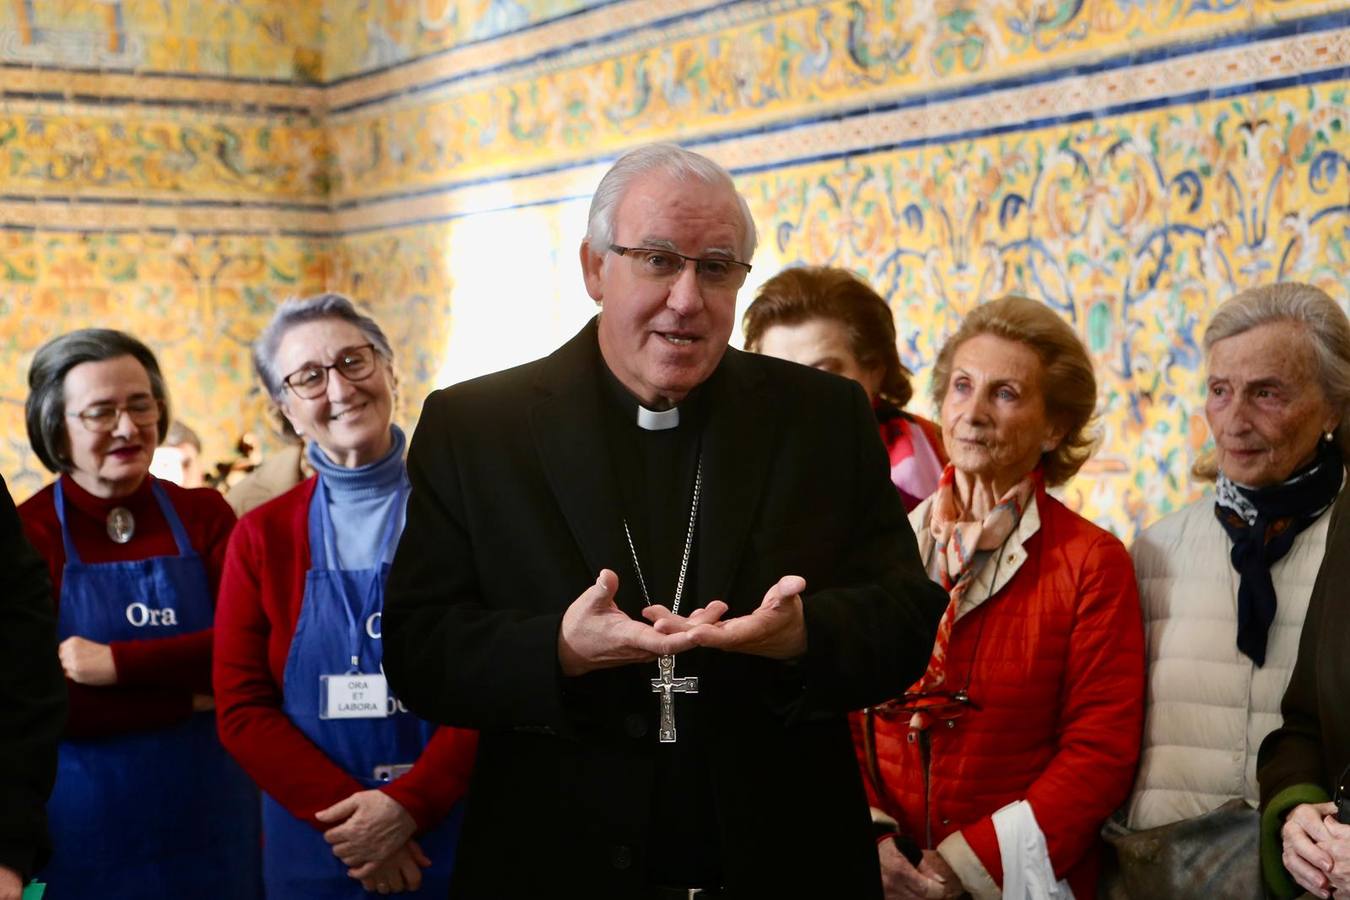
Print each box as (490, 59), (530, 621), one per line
(0, 194), (329, 213)
(0, 60), (309, 89)
(327, 7), (1350, 116)
(0, 94), (317, 117)
(0, 0), (723, 94)
(322, 0), (642, 88)
(327, 0), (771, 114)
(323, 51), (1350, 213)
(7, 6), (1344, 118)
(0, 222), (334, 239)
(4, 23), (1346, 238)
(330, 61), (1350, 233)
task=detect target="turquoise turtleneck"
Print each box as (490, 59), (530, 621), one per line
(306, 424), (408, 570)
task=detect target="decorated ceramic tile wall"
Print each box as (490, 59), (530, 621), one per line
(0, 231), (330, 498)
(740, 80), (1349, 535)
(0, 0), (322, 79)
(322, 0), (599, 81)
(3, 0), (1347, 539)
(2, 0), (331, 497)
(325, 0), (1340, 199)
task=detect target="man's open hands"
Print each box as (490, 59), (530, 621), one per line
(676, 575), (807, 660)
(558, 570), (808, 677)
(558, 570), (698, 676)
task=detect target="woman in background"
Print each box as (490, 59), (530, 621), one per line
(18, 328), (258, 899)
(215, 294), (475, 898)
(1116, 283), (1349, 899)
(743, 265), (945, 509)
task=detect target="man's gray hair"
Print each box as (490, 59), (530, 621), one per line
(253, 293), (395, 401)
(1196, 281), (1350, 478)
(25, 328), (172, 473)
(585, 143), (758, 261)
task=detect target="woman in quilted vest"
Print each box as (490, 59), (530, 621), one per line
(858, 295), (1145, 899)
(1119, 283), (1350, 898)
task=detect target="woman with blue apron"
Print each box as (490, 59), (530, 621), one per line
(212, 297), (474, 898)
(17, 328), (261, 899)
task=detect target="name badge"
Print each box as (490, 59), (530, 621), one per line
(319, 674), (390, 719)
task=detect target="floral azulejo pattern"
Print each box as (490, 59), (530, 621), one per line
(1, 0), (1347, 541)
(744, 80), (1349, 537)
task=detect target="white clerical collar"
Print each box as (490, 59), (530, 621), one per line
(636, 405), (680, 431)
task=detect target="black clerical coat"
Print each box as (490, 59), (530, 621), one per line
(384, 319), (946, 899)
(0, 476), (65, 881)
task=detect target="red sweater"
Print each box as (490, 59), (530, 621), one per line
(856, 487), (1145, 898)
(213, 477), (476, 833)
(18, 474), (234, 738)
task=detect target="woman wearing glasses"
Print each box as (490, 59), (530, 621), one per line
(17, 328), (260, 898)
(213, 294), (475, 898)
(857, 296), (1144, 899)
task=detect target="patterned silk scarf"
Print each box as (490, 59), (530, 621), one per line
(875, 401), (945, 511)
(905, 465), (1037, 729)
(1214, 439), (1343, 666)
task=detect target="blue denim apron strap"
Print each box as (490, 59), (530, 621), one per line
(309, 475), (407, 673)
(53, 479), (195, 565)
(261, 474), (460, 899)
(40, 477), (261, 899)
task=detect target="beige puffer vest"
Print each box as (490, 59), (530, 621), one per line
(1124, 495), (1333, 830)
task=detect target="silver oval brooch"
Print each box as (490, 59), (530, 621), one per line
(106, 507), (135, 544)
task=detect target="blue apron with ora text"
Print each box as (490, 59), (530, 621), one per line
(261, 476), (462, 899)
(40, 479), (262, 899)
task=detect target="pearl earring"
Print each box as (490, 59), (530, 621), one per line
(1324, 431), (1336, 443)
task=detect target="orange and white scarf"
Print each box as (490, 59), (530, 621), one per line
(907, 465), (1037, 729)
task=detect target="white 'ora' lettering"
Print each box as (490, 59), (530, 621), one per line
(125, 602), (179, 627)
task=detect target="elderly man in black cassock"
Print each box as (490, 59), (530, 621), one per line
(383, 142), (946, 899)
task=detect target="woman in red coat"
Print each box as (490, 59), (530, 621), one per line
(857, 296), (1145, 899)
(213, 294), (476, 898)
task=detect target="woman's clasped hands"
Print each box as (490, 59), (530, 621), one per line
(316, 789), (428, 894)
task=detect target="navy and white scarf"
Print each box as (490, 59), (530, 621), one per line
(1214, 439), (1343, 666)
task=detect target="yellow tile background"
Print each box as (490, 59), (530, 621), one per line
(2, 0), (1347, 541)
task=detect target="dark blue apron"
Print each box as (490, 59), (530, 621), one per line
(261, 476), (462, 899)
(40, 478), (262, 899)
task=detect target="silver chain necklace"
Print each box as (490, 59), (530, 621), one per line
(622, 457), (702, 615)
(622, 456), (703, 743)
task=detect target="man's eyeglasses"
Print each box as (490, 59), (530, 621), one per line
(609, 245), (752, 290)
(281, 344), (379, 400)
(871, 688), (980, 723)
(67, 398), (162, 433)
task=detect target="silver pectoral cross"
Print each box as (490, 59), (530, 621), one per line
(650, 654), (698, 743)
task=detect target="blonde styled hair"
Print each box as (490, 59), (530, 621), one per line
(930, 295), (1099, 487)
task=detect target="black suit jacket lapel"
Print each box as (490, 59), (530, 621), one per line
(529, 319), (633, 609)
(696, 347), (780, 613)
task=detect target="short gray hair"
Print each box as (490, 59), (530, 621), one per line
(26, 329), (172, 474)
(1195, 281), (1350, 479)
(253, 293), (395, 402)
(585, 143), (758, 261)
